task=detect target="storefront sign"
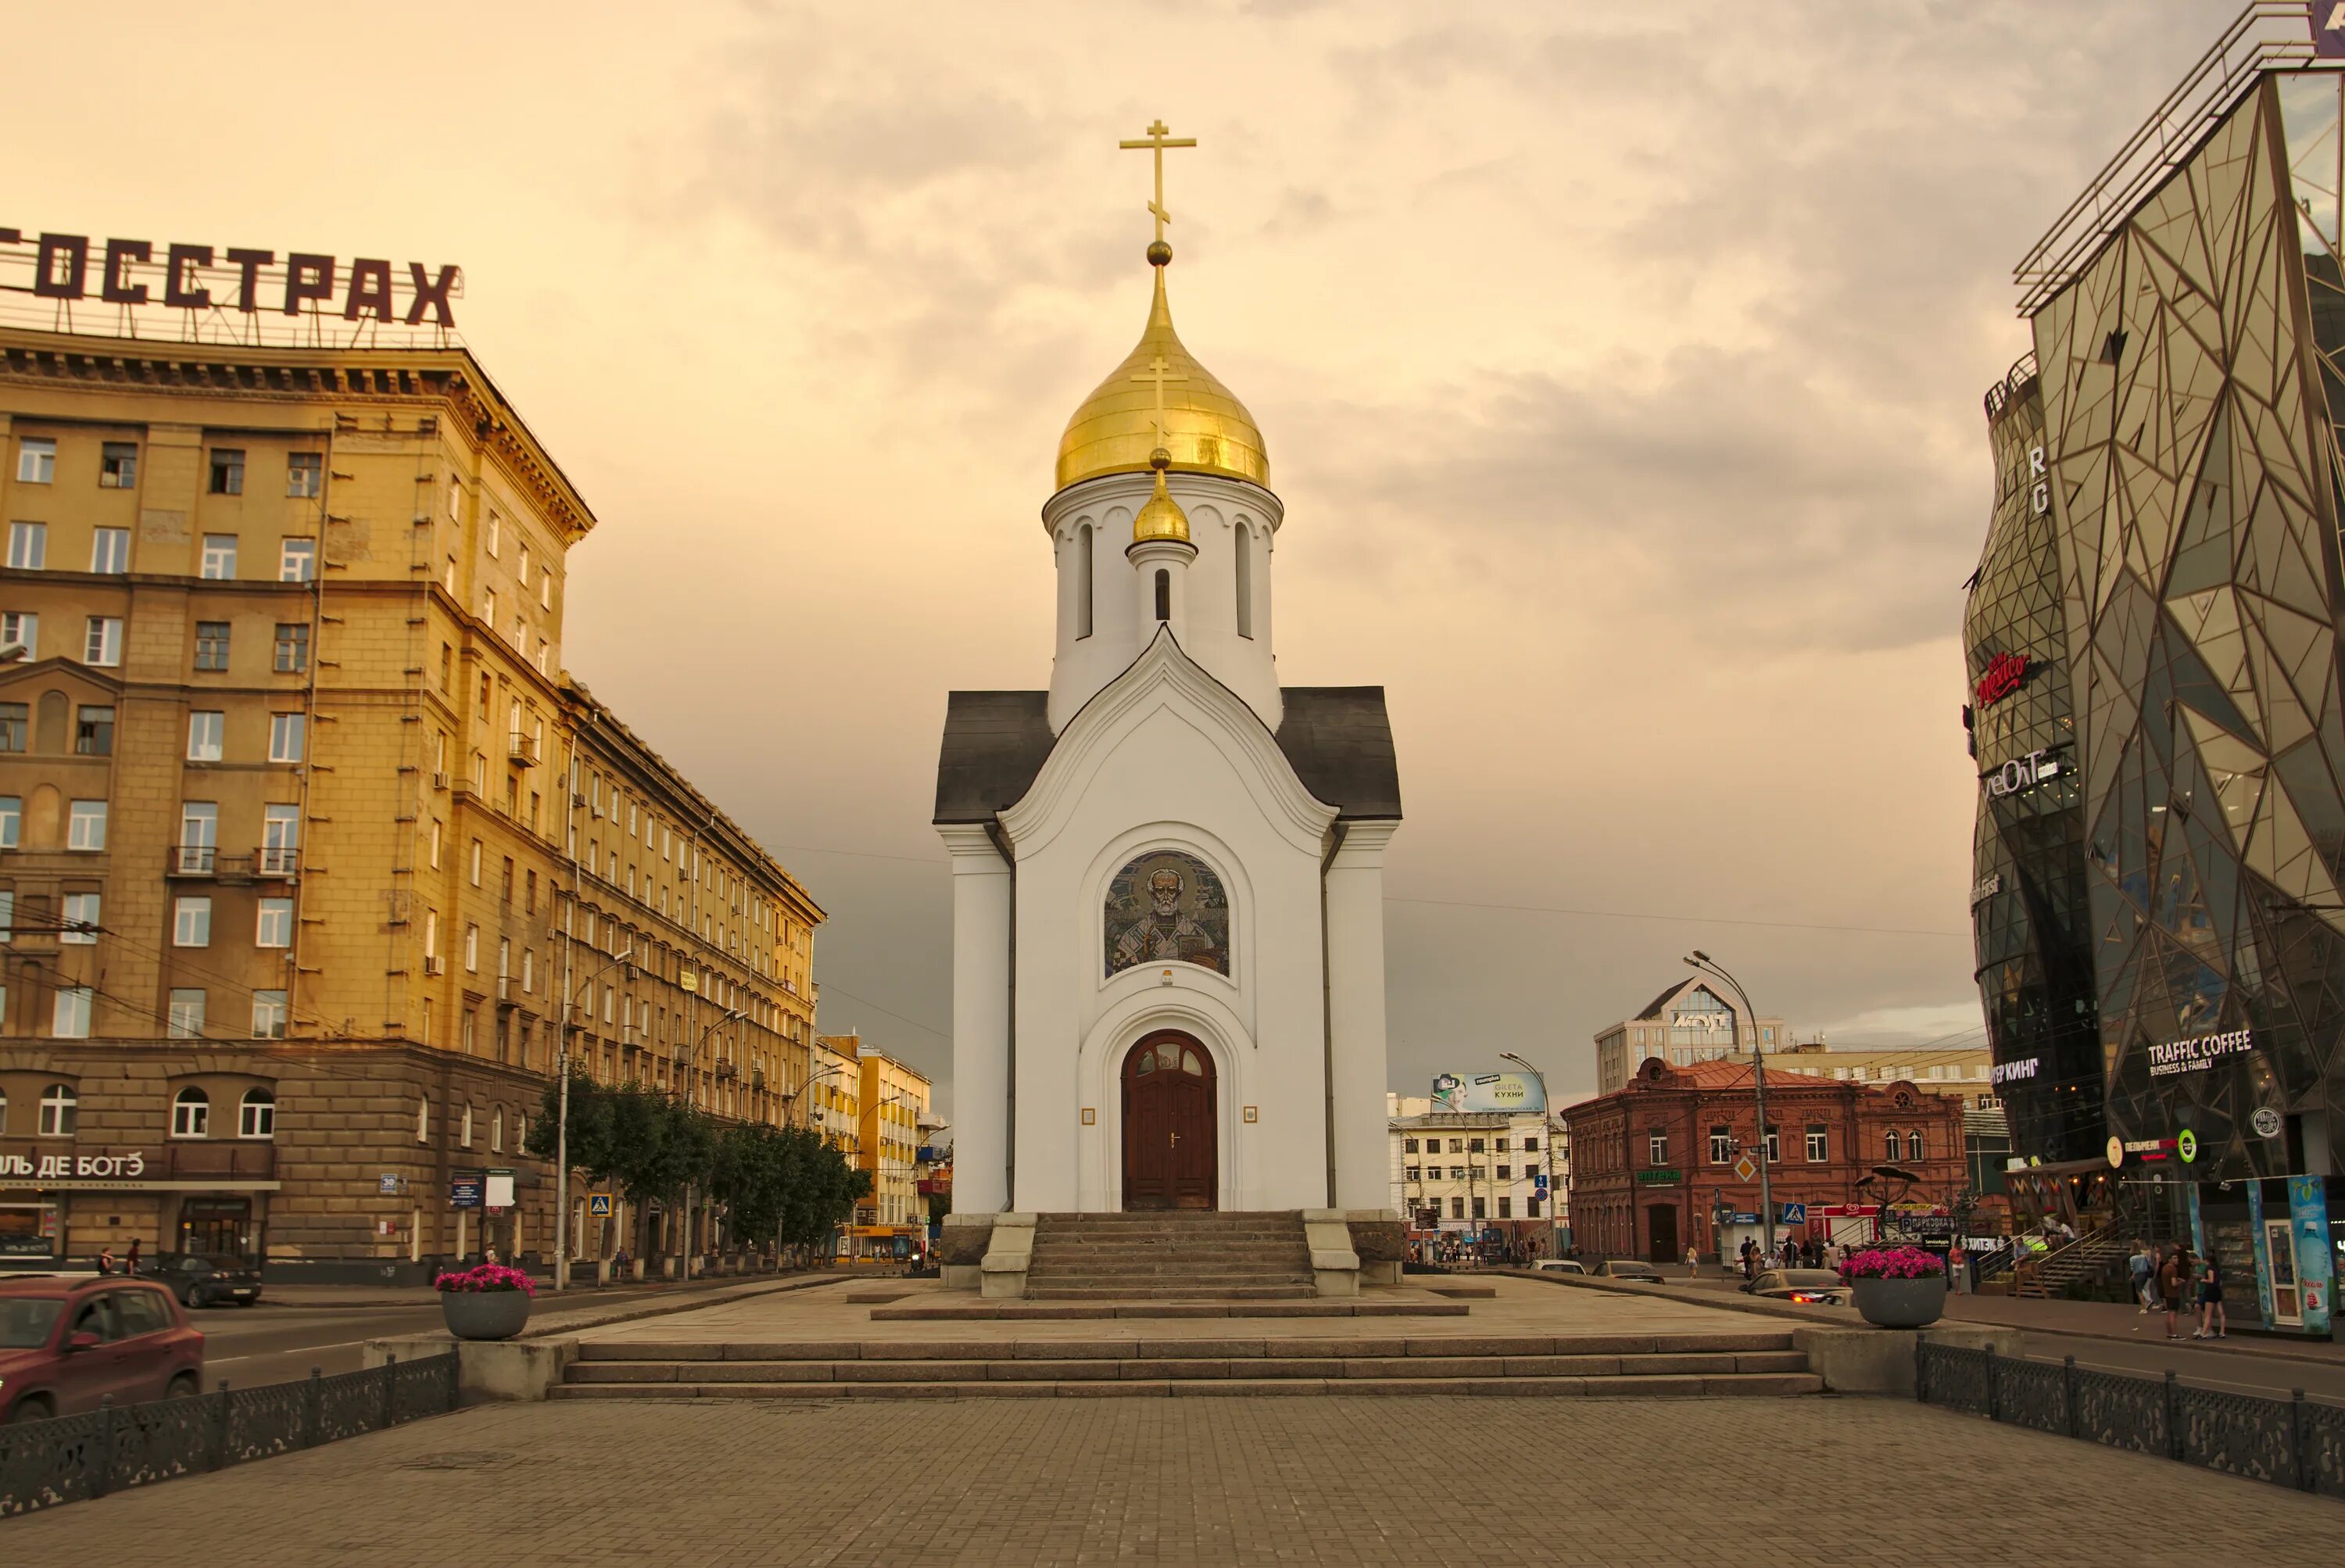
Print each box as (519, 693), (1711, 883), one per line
(2107, 1136), (2179, 1168)
(2253, 1105), (2284, 1140)
(1983, 748), (2064, 799)
(2146, 1028), (2256, 1079)
(0, 1150), (147, 1180)
(1974, 652), (2028, 707)
(485, 1170), (516, 1212)
(1634, 1169), (1683, 1185)
(1971, 873), (2003, 908)
(1990, 1057), (2039, 1087)
(449, 1172), (485, 1209)
(2178, 1129), (2198, 1164)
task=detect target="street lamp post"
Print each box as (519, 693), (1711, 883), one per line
(1500, 1052), (1560, 1259)
(674, 1006), (746, 1277)
(787, 1063), (850, 1131)
(553, 943), (632, 1294)
(1685, 951), (1774, 1262)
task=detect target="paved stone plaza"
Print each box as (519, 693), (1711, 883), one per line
(8, 1393), (2336, 1564)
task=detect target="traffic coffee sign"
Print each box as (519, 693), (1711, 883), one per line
(1734, 1154), (1758, 1183)
(588, 1193), (614, 1218)
(2178, 1129), (2198, 1164)
(2253, 1105), (2283, 1140)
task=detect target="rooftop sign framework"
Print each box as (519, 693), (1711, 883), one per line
(0, 227), (463, 349)
(2014, 3), (2335, 316)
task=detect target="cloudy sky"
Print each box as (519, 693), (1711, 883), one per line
(13, 0), (2236, 1114)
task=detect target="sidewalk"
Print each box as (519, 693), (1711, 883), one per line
(1943, 1291), (2345, 1367)
(1584, 1265), (2345, 1370)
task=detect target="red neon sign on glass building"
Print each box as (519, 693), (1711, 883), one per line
(1974, 652), (2028, 707)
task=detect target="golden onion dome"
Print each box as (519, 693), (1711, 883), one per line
(1130, 453), (1192, 546)
(1055, 262), (1269, 493)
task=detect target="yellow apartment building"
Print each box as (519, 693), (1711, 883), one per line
(806, 1032), (859, 1156)
(0, 320), (819, 1276)
(847, 1040), (929, 1260)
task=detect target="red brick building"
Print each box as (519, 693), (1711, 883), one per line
(1563, 1057), (1967, 1263)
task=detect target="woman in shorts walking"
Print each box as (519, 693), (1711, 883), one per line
(2194, 1252), (2228, 1340)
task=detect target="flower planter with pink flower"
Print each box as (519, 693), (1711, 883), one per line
(1839, 1246), (1948, 1328)
(434, 1263), (536, 1341)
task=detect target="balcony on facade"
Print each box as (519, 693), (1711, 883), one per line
(166, 848), (298, 882)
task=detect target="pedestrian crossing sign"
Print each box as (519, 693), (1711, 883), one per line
(588, 1193), (614, 1217)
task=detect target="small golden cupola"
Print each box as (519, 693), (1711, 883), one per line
(1130, 446), (1191, 545)
(1054, 120), (1269, 498)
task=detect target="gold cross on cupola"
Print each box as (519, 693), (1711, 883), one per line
(1119, 118), (1197, 253)
(1131, 350), (1188, 459)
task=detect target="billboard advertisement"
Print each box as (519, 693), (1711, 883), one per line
(1432, 1071), (1546, 1114)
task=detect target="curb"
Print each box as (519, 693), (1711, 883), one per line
(518, 1273), (855, 1340)
(1498, 1268), (1874, 1331)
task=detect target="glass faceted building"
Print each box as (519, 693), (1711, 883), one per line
(1965, 359), (2103, 1163)
(1988, 70), (2345, 1182)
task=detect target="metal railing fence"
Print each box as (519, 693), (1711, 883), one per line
(0, 1352), (458, 1517)
(1917, 1340), (2345, 1497)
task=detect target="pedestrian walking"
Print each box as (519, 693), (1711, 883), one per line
(2159, 1244), (2193, 1339)
(2194, 1253), (2229, 1340)
(2128, 1238), (2154, 1313)
(1684, 1244), (1699, 1276)
(126, 1237), (142, 1276)
(95, 1246), (116, 1275)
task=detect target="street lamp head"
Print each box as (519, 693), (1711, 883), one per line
(1689, 950), (1712, 965)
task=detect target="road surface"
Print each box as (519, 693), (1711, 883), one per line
(184, 1303), (446, 1389)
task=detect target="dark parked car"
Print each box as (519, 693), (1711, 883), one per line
(1742, 1268), (1848, 1305)
(0, 1277), (206, 1421)
(141, 1252), (263, 1308)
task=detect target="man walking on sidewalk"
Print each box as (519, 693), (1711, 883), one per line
(2128, 1238), (2154, 1314)
(2158, 1244), (2194, 1340)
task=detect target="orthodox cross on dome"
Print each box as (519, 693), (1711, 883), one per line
(1131, 350), (1188, 456)
(1119, 118), (1197, 250)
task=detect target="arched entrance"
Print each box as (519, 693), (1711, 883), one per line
(1122, 1032), (1217, 1210)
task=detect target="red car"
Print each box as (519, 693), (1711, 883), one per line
(0, 1277), (206, 1421)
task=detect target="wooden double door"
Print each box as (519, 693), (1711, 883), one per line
(1122, 1032), (1217, 1210)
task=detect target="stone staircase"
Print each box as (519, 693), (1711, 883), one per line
(552, 1329), (1824, 1400)
(1022, 1211), (1317, 1301)
(2017, 1229), (2131, 1300)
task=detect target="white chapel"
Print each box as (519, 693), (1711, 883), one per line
(934, 130), (1402, 1217)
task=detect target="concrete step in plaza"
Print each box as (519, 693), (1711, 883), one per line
(551, 1330), (1824, 1401)
(868, 1297), (1472, 1321)
(1022, 1210), (1320, 1302)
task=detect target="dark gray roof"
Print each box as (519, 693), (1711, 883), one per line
(1633, 979), (1689, 1021)
(1275, 688), (1402, 822)
(933, 686), (1402, 825)
(933, 691), (1055, 825)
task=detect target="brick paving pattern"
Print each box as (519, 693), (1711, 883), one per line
(5, 1394), (2335, 1565)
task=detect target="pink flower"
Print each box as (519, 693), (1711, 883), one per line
(1838, 1247), (1943, 1281)
(433, 1263), (538, 1296)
